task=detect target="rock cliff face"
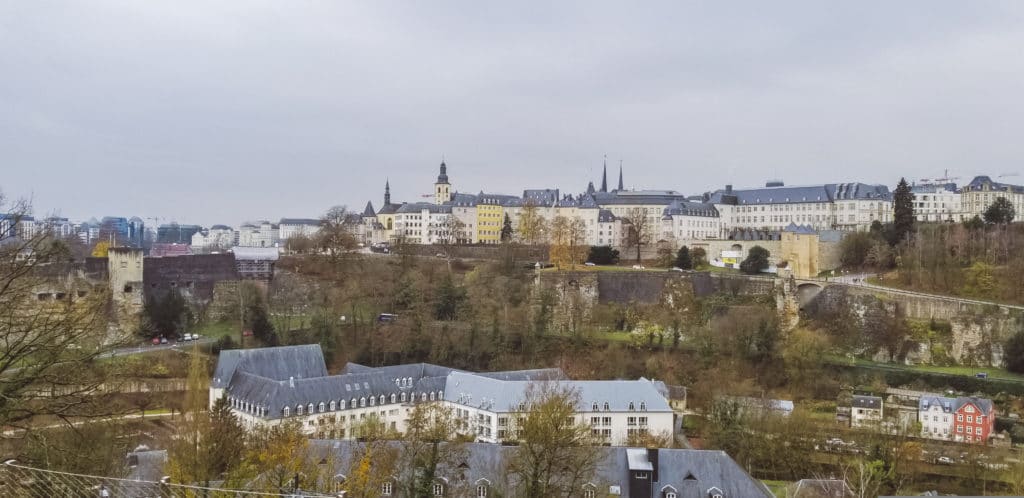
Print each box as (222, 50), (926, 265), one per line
(535, 271), (1024, 368)
(802, 284), (1023, 367)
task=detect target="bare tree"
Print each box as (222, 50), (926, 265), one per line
(318, 205), (359, 262)
(507, 383), (603, 498)
(0, 195), (125, 431)
(624, 207), (652, 263)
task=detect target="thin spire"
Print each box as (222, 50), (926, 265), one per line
(617, 160), (624, 191)
(600, 155), (608, 193)
(384, 178), (391, 206)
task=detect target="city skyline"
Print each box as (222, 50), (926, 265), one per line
(4, 2), (1024, 224)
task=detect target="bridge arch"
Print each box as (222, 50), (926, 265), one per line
(795, 282), (824, 308)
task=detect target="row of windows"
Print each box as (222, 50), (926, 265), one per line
(233, 389), (445, 418)
(589, 401), (647, 411)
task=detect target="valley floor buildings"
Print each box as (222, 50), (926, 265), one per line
(212, 345), (680, 447)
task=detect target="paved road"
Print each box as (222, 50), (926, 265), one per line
(101, 337), (214, 358)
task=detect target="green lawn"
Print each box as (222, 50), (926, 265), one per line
(594, 331), (633, 343)
(827, 355), (1024, 382)
(761, 480), (791, 497)
(193, 321), (237, 340)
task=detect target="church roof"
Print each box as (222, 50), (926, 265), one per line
(362, 201), (376, 217)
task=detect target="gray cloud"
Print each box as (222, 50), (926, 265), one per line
(2, 1), (1023, 224)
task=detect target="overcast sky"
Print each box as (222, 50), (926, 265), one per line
(2, 1), (1024, 225)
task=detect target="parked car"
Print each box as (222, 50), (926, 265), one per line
(378, 313), (398, 323)
(181, 333), (193, 341)
(584, 262), (596, 267)
(670, 267), (684, 272)
(160, 336), (168, 344)
(937, 456), (954, 465)
(151, 337), (160, 345)
(976, 372), (989, 379)
(631, 265), (645, 270)
(242, 329), (254, 337)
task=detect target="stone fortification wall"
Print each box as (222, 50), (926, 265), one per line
(402, 244), (549, 262)
(143, 254), (239, 304)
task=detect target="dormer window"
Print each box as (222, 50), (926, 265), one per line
(707, 486), (724, 498)
(629, 402), (635, 411)
(380, 395), (386, 405)
(360, 397), (366, 407)
(391, 393), (397, 403)
(319, 402), (325, 413)
(330, 401), (336, 411)
(401, 392), (407, 403)
(308, 403), (314, 415)
(592, 402), (599, 411)
(370, 396), (376, 406)
(296, 405), (303, 416)
(603, 402), (610, 411)
(283, 407), (290, 417)
(640, 402), (646, 411)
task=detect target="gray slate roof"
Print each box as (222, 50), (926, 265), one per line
(308, 441), (772, 498)
(963, 175), (1024, 194)
(782, 223), (817, 234)
(919, 396), (955, 413)
(212, 345), (327, 389)
(362, 201), (376, 217)
(592, 190), (689, 206)
(709, 182), (892, 205)
(444, 371), (671, 412)
(851, 395), (882, 410)
(395, 202), (452, 214)
(279, 218), (321, 226)
(661, 200), (720, 219)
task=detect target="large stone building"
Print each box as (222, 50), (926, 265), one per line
(960, 175), (1024, 220)
(709, 181), (892, 232)
(213, 345), (676, 447)
(911, 183), (964, 223)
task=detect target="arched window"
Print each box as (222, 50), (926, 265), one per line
(476, 484), (487, 497)
(592, 402), (598, 411)
(391, 393), (397, 403)
(422, 393), (428, 402)
(380, 395), (385, 405)
(433, 483), (444, 496)
(707, 487), (724, 498)
(308, 403), (314, 415)
(628, 401), (635, 411)
(582, 484), (596, 498)
(351, 398), (356, 408)
(401, 392), (407, 403)
(381, 481), (393, 496)
(296, 405), (303, 416)
(407, 377), (413, 386)
(640, 402), (646, 411)
(438, 391), (444, 399)
(360, 397), (366, 407)
(283, 407), (290, 417)
(396, 378), (401, 387)
(430, 392), (436, 401)
(370, 396), (376, 406)
(603, 402), (610, 411)
(319, 402), (325, 413)
(330, 401), (336, 411)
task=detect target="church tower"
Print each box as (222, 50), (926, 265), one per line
(384, 179), (391, 206)
(434, 159), (451, 205)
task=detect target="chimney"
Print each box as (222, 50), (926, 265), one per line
(725, 184), (733, 194)
(647, 448), (659, 482)
(289, 376), (294, 388)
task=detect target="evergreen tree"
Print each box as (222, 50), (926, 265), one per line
(983, 197), (1016, 224)
(247, 300), (278, 346)
(500, 213), (514, 242)
(434, 273), (466, 320)
(208, 395), (246, 478)
(739, 245), (770, 275)
(587, 245), (619, 265)
(891, 177), (915, 245)
(674, 246), (692, 269)
(168, 345), (214, 486)
(1006, 330), (1024, 374)
(143, 290), (189, 338)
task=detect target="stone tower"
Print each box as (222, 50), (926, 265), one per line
(434, 159), (451, 205)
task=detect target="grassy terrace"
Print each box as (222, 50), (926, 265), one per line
(826, 355), (1024, 383)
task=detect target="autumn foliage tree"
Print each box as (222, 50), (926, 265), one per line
(549, 216), (587, 269)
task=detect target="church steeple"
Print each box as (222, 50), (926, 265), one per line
(434, 158), (452, 205)
(384, 178), (391, 206)
(617, 161), (624, 191)
(600, 156), (608, 193)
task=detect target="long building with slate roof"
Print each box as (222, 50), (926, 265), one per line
(214, 345), (675, 446)
(708, 181), (893, 233)
(308, 440), (772, 498)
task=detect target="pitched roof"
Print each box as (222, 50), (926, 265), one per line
(709, 182), (892, 205)
(592, 190), (689, 206)
(279, 218), (321, 226)
(661, 200), (720, 219)
(308, 441), (772, 498)
(956, 396), (994, 415)
(523, 189), (560, 205)
(395, 202), (452, 214)
(851, 395), (882, 409)
(212, 344), (327, 389)
(377, 202), (401, 215)
(361, 201), (376, 217)
(782, 223), (817, 234)
(919, 396), (956, 413)
(443, 371), (671, 412)
(963, 175), (1024, 194)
